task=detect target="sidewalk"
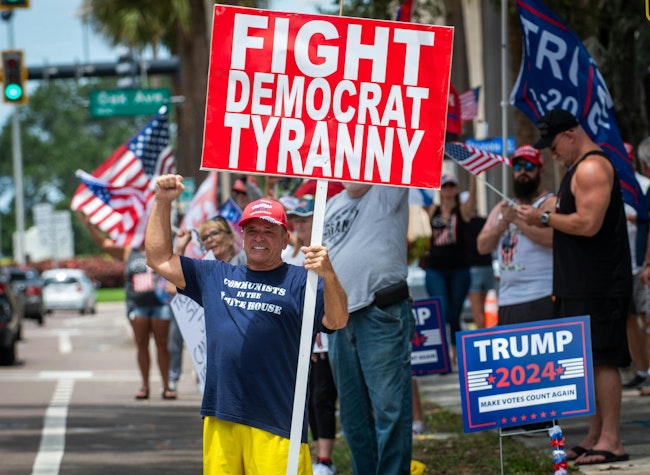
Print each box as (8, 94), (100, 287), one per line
(417, 371), (650, 474)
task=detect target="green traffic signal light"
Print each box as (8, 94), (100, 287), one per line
(4, 83), (22, 100)
(2, 50), (27, 104)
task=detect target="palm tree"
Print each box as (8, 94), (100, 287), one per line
(80, 0), (215, 182)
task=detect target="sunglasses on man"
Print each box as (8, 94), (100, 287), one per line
(512, 161), (537, 172)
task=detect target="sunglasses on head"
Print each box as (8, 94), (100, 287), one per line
(512, 161), (537, 172)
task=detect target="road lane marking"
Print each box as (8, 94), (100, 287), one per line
(39, 371), (93, 379)
(31, 378), (74, 475)
(58, 333), (72, 354)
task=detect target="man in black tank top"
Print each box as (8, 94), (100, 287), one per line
(516, 109), (631, 466)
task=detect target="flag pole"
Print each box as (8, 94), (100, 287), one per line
(501, 0), (509, 198)
(475, 172), (512, 205)
(286, 179), (328, 475)
(288, 3), (345, 471)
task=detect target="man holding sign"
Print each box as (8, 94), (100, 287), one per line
(145, 174), (349, 474)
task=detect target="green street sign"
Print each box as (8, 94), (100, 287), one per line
(89, 88), (170, 118)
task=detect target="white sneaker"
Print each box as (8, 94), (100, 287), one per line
(312, 462), (336, 475)
(412, 420), (428, 435)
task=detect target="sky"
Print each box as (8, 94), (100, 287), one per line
(0, 0), (323, 66)
(1, 0), (124, 66)
(0, 0), (328, 127)
(0, 0), (325, 212)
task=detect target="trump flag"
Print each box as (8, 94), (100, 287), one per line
(509, 0), (647, 220)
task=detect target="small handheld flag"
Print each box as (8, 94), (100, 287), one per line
(444, 142), (510, 175)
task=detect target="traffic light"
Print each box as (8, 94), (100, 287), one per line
(0, 0), (30, 8)
(2, 50), (27, 104)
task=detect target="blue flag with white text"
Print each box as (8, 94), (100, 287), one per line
(510, 0), (647, 220)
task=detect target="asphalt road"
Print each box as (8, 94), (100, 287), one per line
(0, 302), (204, 475)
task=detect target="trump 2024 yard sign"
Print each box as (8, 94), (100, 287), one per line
(202, 6), (454, 189)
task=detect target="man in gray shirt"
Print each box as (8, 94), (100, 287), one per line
(323, 183), (413, 475)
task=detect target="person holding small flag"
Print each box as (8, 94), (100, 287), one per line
(477, 145), (556, 326)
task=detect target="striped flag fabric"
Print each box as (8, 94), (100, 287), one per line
(177, 172), (219, 259)
(70, 107), (175, 248)
(447, 83), (462, 134)
(459, 87), (480, 121)
(444, 141), (510, 175)
(396, 0), (413, 22)
(73, 170), (153, 248)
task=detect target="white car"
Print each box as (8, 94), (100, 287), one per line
(42, 269), (98, 315)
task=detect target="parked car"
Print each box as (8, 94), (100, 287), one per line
(7, 266), (44, 325)
(0, 268), (24, 365)
(42, 268), (98, 315)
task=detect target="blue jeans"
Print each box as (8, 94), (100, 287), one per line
(424, 267), (470, 346)
(168, 314), (183, 383)
(329, 299), (414, 475)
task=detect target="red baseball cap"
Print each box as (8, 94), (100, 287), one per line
(512, 145), (544, 167)
(294, 179), (344, 198)
(231, 178), (247, 193)
(238, 198), (288, 229)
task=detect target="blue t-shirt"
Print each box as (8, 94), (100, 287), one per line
(179, 256), (325, 441)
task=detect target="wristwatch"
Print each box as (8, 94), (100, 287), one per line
(540, 211), (551, 227)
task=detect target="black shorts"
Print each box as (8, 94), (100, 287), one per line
(498, 295), (554, 326)
(553, 297), (630, 367)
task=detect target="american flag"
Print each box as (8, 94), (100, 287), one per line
(459, 87), (480, 121)
(396, 0), (413, 21)
(70, 107), (175, 248)
(447, 84), (462, 134)
(444, 142), (509, 175)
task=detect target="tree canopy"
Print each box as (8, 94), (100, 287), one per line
(0, 79), (155, 258)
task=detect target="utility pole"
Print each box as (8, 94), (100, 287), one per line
(1, 9), (26, 264)
(11, 98), (24, 264)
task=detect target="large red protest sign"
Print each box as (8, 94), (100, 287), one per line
(202, 5), (453, 189)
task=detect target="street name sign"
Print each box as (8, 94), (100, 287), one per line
(89, 88), (170, 118)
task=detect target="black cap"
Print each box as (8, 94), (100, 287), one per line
(533, 109), (579, 150)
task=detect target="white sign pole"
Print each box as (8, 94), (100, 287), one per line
(287, 179), (329, 475)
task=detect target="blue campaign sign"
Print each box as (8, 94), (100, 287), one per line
(411, 298), (451, 375)
(457, 316), (594, 433)
(465, 137), (515, 156)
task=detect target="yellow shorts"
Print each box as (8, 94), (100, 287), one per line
(203, 417), (313, 475)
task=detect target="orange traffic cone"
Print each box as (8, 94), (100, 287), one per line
(484, 289), (498, 328)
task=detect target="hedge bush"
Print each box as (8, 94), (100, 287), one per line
(32, 255), (125, 288)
